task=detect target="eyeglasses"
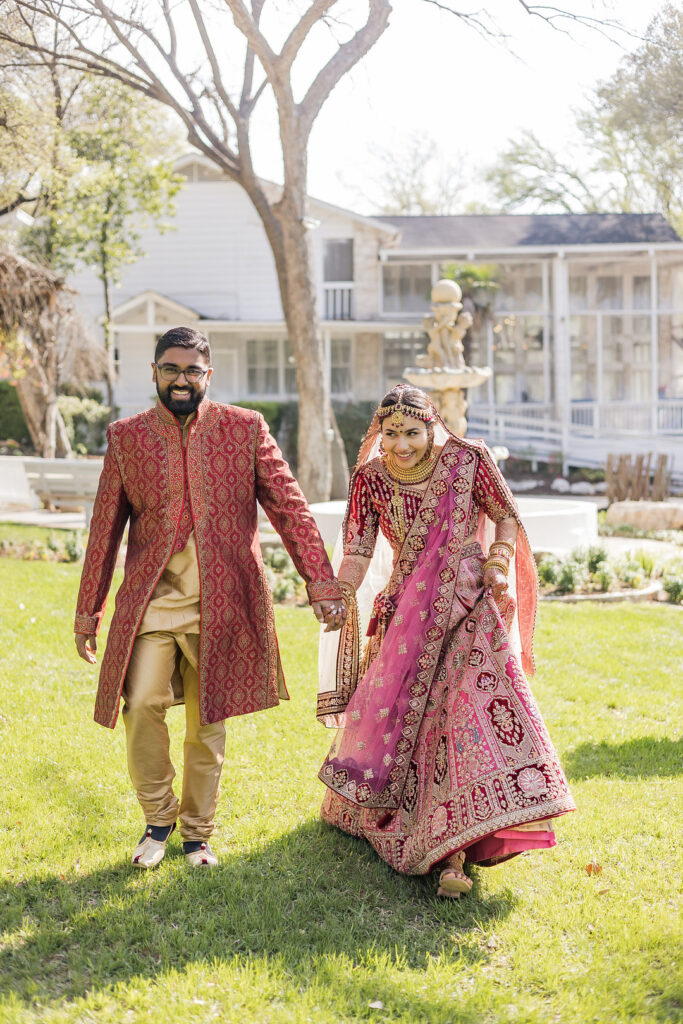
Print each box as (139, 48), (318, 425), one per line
(155, 363), (210, 383)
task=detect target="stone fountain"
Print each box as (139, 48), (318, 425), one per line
(404, 278), (491, 436)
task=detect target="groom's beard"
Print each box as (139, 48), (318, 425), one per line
(156, 380), (207, 417)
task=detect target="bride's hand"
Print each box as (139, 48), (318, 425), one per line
(483, 566), (509, 607)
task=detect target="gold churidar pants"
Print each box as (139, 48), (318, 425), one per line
(122, 534), (225, 841)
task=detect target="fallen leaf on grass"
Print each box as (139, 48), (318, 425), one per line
(585, 862), (603, 876)
(487, 936), (500, 950)
(369, 1001), (385, 1010)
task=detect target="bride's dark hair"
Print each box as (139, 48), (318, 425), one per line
(378, 385), (432, 417)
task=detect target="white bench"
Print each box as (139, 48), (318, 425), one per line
(19, 457), (104, 526)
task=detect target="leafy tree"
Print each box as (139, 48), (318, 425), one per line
(486, 4), (683, 232)
(23, 81), (183, 417)
(0, 33), (182, 423)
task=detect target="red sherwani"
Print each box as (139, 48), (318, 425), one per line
(75, 399), (339, 729)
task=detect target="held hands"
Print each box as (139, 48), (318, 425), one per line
(312, 599), (348, 632)
(75, 633), (97, 664)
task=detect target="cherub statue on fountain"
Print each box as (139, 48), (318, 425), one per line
(421, 279), (473, 371)
(405, 278), (490, 437)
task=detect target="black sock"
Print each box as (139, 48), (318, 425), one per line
(183, 840), (208, 854)
(140, 823), (175, 843)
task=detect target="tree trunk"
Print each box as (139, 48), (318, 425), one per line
(270, 210), (348, 502)
(15, 371), (72, 458)
(100, 224), (117, 424)
(14, 329), (72, 458)
(102, 274), (116, 424)
(279, 216), (332, 502)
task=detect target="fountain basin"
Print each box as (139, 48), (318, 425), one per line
(404, 365), (492, 391)
(308, 496), (598, 554)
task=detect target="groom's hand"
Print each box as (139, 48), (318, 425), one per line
(75, 633), (98, 664)
(312, 599), (347, 633)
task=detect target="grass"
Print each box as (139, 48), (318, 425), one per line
(0, 560), (681, 1024)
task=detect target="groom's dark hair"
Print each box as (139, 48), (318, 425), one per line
(154, 326), (211, 363)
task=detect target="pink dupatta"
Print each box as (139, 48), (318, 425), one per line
(318, 436), (539, 812)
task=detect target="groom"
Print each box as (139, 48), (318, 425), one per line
(75, 326), (344, 868)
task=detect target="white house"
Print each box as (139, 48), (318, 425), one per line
(70, 154), (683, 480)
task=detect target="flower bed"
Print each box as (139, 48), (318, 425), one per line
(537, 545), (683, 604)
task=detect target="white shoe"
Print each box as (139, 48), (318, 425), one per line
(131, 824), (175, 869)
(184, 841), (218, 868)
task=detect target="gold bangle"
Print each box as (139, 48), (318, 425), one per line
(483, 559), (509, 576)
(338, 580), (357, 604)
(488, 548), (510, 563)
(491, 539), (514, 556)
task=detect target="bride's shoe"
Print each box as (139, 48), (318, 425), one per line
(437, 850), (472, 898)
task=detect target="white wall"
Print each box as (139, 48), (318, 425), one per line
(70, 176), (284, 323)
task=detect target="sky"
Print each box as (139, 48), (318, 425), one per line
(245, 0), (668, 214)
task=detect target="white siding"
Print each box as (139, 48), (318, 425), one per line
(70, 178), (284, 323)
(115, 330), (157, 419)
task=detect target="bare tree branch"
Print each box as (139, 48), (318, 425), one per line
(280, 0), (336, 69)
(224, 0), (278, 84)
(299, 0), (390, 138)
(187, 0), (240, 123)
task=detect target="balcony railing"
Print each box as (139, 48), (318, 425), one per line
(323, 282), (354, 320)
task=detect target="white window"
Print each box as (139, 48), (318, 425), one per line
(382, 331), (429, 391)
(331, 338), (352, 395)
(246, 339), (278, 395)
(382, 265), (432, 315)
(324, 239), (354, 282)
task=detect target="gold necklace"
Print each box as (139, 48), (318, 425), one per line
(382, 451), (437, 546)
(383, 451), (437, 484)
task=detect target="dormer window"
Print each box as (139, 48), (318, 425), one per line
(324, 239), (354, 282)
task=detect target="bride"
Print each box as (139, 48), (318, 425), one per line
(317, 385), (574, 898)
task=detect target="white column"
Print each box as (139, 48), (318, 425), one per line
(323, 328), (332, 393)
(650, 249), (659, 435)
(552, 254), (570, 472)
(487, 317), (495, 436)
(596, 313), (603, 434)
(542, 260), (551, 407)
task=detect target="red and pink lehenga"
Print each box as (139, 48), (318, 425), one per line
(317, 433), (575, 875)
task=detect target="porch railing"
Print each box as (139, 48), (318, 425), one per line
(570, 400), (683, 435)
(468, 403), (562, 451)
(323, 283), (354, 320)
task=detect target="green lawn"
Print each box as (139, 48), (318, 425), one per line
(0, 560), (681, 1024)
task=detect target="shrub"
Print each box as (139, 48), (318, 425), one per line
(57, 394), (110, 454)
(265, 547), (293, 572)
(663, 577), (683, 604)
(634, 549), (656, 578)
(262, 545), (304, 603)
(232, 399), (378, 473)
(593, 566), (615, 592)
(64, 532), (85, 563)
(586, 545), (608, 574)
(333, 401), (376, 467)
(0, 381), (30, 445)
(537, 556), (561, 585)
(556, 560), (587, 594)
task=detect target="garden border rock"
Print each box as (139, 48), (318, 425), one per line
(540, 580), (663, 603)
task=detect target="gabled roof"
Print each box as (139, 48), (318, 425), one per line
(110, 290), (200, 320)
(376, 213), (681, 249)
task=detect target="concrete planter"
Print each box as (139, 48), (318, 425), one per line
(540, 579), (663, 603)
